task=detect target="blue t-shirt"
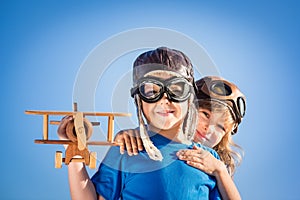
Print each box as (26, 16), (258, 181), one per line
(91, 132), (221, 200)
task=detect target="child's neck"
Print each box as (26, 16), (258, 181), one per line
(147, 124), (192, 145)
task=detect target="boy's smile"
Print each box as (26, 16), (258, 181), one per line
(156, 108), (175, 116)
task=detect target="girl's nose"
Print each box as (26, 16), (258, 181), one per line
(206, 125), (216, 135)
(203, 122), (209, 132)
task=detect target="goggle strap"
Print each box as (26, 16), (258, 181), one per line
(200, 98), (240, 124)
(183, 96), (198, 141)
(135, 94), (148, 139)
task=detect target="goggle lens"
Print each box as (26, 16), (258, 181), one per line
(140, 82), (163, 99)
(211, 82), (232, 96)
(237, 97), (246, 118)
(167, 80), (191, 99)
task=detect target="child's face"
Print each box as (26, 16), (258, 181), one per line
(141, 72), (189, 132)
(194, 108), (227, 148)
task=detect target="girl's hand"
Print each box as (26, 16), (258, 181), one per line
(114, 129), (143, 156)
(176, 145), (226, 176)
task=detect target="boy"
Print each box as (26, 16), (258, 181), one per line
(58, 47), (221, 199)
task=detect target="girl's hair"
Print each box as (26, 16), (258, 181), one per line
(198, 100), (244, 176)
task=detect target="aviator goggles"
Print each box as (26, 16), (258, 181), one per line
(131, 77), (193, 103)
(197, 77), (246, 126)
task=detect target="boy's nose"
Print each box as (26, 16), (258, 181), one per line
(160, 93), (171, 104)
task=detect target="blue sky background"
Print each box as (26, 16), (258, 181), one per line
(1, 1), (300, 199)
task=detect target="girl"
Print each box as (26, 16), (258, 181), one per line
(177, 76), (246, 200)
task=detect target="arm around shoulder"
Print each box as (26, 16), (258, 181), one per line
(213, 162), (241, 200)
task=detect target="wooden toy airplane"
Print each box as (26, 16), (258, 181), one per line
(25, 103), (131, 169)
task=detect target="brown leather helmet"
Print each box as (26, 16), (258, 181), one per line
(196, 76), (246, 134)
(132, 47), (195, 86)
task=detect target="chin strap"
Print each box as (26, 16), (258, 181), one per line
(135, 95), (163, 161)
(183, 94), (198, 141)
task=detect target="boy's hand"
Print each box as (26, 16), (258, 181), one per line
(114, 129), (143, 156)
(57, 115), (73, 149)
